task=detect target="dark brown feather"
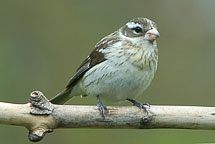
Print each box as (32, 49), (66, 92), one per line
(65, 31), (119, 89)
(66, 49), (106, 89)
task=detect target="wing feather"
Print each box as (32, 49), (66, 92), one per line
(66, 49), (106, 89)
(65, 31), (120, 90)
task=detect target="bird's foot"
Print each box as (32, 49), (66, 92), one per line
(97, 96), (107, 118)
(126, 98), (150, 114)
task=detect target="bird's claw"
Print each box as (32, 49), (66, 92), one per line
(133, 102), (150, 114)
(127, 98), (150, 114)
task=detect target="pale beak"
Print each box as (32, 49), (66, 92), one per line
(144, 28), (160, 42)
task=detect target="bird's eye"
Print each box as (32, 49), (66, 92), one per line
(132, 26), (142, 33)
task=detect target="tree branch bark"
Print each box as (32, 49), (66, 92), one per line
(0, 91), (215, 142)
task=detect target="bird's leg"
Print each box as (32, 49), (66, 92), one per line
(126, 98), (150, 114)
(97, 95), (107, 118)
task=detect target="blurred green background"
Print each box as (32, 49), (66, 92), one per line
(1, 0), (215, 143)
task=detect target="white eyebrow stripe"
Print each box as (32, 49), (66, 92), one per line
(126, 22), (142, 29)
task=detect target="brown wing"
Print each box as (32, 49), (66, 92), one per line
(66, 47), (106, 89)
(65, 31), (119, 89)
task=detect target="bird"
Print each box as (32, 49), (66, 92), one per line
(50, 17), (160, 117)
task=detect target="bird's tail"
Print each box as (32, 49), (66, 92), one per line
(49, 89), (72, 104)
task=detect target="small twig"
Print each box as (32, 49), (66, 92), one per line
(0, 91), (215, 142)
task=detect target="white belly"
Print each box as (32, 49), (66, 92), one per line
(80, 60), (155, 102)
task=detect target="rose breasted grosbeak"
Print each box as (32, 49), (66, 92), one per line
(50, 17), (160, 117)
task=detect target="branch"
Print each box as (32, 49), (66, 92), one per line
(0, 91), (215, 142)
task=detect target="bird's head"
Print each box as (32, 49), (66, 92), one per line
(120, 17), (160, 44)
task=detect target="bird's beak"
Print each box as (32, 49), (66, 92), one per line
(144, 28), (160, 42)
